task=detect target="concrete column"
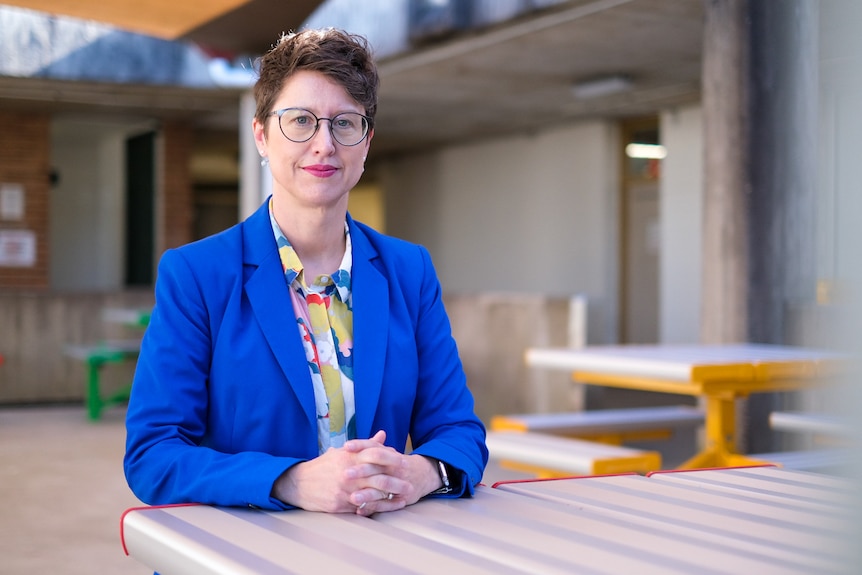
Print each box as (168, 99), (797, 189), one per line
(700, 0), (750, 344)
(239, 91), (267, 220)
(748, 1), (818, 346)
(745, 2), (819, 453)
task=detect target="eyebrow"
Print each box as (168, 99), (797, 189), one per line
(277, 105), (365, 116)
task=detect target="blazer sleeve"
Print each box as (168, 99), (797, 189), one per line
(403, 245), (489, 495)
(123, 248), (298, 510)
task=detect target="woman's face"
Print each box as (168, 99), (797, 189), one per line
(253, 70), (372, 214)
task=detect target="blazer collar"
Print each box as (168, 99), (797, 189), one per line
(242, 200), (316, 429)
(347, 215), (389, 439)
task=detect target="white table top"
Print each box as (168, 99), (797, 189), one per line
(526, 343), (844, 382)
(493, 466), (854, 574)
(122, 467), (854, 575)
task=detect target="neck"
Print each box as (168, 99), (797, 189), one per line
(272, 200), (347, 278)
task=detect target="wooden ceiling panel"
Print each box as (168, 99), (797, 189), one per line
(0, 0), (252, 39)
(0, 0), (322, 55)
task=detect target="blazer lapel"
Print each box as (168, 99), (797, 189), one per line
(242, 202), (316, 430)
(349, 219), (389, 440)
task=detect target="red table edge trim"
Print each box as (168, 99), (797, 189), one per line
(120, 503), (203, 555)
(645, 463), (778, 477)
(491, 472), (640, 488)
(490, 464), (779, 488)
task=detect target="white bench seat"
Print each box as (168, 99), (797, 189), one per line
(769, 411), (853, 438)
(490, 405), (704, 438)
(486, 430), (662, 478)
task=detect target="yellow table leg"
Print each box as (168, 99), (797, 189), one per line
(679, 394), (738, 469)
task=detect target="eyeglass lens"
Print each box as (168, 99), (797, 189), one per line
(277, 108), (369, 146)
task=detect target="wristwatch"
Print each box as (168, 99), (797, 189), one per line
(428, 458), (455, 495)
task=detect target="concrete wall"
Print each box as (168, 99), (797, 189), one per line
(382, 119), (621, 345)
(0, 290), (573, 428)
(444, 293), (576, 424)
(0, 290), (154, 403)
(659, 104), (703, 344)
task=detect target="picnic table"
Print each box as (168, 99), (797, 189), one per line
(102, 307), (151, 328)
(65, 307), (151, 420)
(525, 344), (846, 469)
(120, 466), (853, 574)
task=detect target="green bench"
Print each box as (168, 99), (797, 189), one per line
(65, 339), (141, 421)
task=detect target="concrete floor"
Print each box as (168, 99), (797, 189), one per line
(0, 404), (149, 575)
(0, 403), (528, 575)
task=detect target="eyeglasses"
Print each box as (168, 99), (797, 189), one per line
(268, 107), (371, 146)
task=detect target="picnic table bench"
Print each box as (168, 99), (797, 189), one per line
(746, 410), (854, 473)
(65, 339), (141, 421)
(487, 406), (695, 477)
(486, 430), (661, 478)
(490, 405), (704, 444)
(769, 410), (853, 437)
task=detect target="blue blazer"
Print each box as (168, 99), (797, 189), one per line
(124, 200), (487, 510)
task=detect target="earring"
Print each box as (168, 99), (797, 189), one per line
(260, 157), (269, 167)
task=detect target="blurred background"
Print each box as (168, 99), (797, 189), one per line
(2, 0), (859, 445)
(0, 0), (860, 571)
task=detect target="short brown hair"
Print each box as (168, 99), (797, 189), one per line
(253, 29), (379, 131)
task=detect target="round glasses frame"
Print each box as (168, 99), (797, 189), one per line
(268, 107), (371, 147)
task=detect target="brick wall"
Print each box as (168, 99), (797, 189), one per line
(0, 112), (51, 290)
(159, 121), (194, 253)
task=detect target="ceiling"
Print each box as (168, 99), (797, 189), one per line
(0, 0), (704, 160)
(371, 0), (703, 158)
(0, 0), (322, 54)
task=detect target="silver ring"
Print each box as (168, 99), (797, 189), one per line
(358, 502), (367, 510)
(386, 492), (394, 501)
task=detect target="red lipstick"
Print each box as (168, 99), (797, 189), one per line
(303, 164), (337, 177)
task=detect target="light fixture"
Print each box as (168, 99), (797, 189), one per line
(625, 143), (667, 159)
(570, 74), (633, 99)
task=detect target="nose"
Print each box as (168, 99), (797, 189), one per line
(310, 118), (337, 150)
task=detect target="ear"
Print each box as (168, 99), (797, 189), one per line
(253, 117), (267, 154)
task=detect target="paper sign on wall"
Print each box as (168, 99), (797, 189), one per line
(0, 183), (25, 221)
(0, 230), (36, 267)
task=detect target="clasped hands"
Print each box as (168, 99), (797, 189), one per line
(271, 430), (441, 516)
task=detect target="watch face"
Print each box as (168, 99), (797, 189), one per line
(437, 460), (450, 487)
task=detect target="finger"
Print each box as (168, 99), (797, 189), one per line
(344, 430), (387, 452)
(344, 460), (388, 480)
(354, 492), (406, 516)
(350, 479), (405, 508)
(349, 487), (385, 507)
(354, 445), (402, 467)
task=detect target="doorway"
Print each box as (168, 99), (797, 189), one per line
(620, 118), (661, 344)
(125, 131), (156, 286)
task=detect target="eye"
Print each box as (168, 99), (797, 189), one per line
(282, 109), (316, 129)
(293, 114), (314, 127)
(332, 112), (365, 132)
(332, 115), (356, 130)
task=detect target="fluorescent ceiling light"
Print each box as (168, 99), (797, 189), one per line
(571, 75), (632, 99)
(626, 143), (667, 159)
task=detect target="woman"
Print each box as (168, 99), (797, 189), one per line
(123, 28), (487, 515)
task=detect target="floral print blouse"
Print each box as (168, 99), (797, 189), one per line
(269, 201), (356, 454)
